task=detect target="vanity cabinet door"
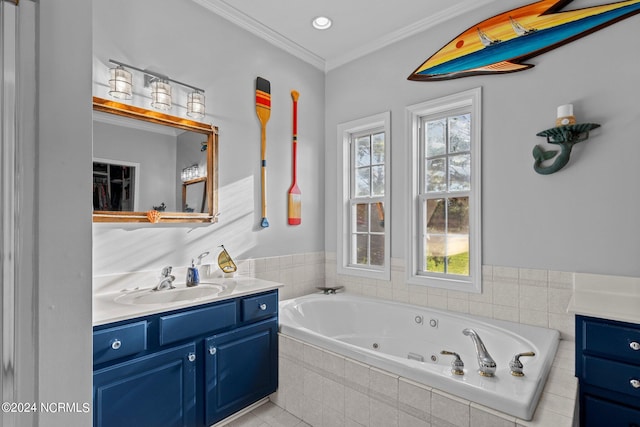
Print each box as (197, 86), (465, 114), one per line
(204, 318), (278, 426)
(93, 342), (197, 427)
(577, 315), (640, 426)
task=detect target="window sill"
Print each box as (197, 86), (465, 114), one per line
(406, 273), (481, 294)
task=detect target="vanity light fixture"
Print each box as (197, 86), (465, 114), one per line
(187, 90), (206, 119)
(150, 79), (172, 111)
(107, 59), (206, 115)
(108, 65), (133, 100)
(312, 16), (332, 30)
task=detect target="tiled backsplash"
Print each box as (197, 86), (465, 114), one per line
(325, 253), (576, 341)
(234, 251), (326, 300)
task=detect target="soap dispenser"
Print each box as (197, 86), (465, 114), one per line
(186, 259), (200, 287)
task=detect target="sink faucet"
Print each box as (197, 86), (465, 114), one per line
(462, 328), (496, 377)
(153, 266), (176, 291)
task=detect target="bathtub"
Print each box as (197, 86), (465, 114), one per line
(278, 293), (560, 420)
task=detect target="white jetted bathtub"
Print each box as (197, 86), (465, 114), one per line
(279, 293), (560, 420)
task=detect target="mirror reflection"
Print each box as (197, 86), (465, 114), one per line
(93, 158), (139, 211)
(92, 97), (218, 223)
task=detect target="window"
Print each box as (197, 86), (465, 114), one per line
(406, 88), (481, 292)
(337, 112), (391, 280)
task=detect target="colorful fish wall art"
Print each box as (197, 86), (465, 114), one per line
(408, 0), (640, 81)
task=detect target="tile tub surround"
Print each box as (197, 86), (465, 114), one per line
(325, 255), (576, 341)
(273, 334), (577, 427)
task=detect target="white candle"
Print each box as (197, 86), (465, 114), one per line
(557, 104), (573, 118)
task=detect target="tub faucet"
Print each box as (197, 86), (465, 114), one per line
(153, 266), (176, 291)
(462, 328), (496, 377)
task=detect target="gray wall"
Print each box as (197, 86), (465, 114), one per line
(92, 0), (326, 275)
(39, 0), (93, 425)
(325, 8), (640, 277)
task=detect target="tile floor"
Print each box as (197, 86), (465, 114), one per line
(223, 401), (308, 427)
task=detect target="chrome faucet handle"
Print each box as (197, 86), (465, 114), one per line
(509, 351), (536, 377)
(153, 266), (176, 291)
(440, 350), (465, 375)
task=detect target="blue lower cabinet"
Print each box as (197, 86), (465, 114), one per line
(93, 343), (197, 427)
(93, 290), (279, 427)
(576, 315), (640, 426)
(583, 395), (640, 427)
(205, 318), (278, 425)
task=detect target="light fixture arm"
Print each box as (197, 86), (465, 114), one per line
(109, 59), (205, 93)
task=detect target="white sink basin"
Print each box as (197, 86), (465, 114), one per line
(114, 284), (225, 305)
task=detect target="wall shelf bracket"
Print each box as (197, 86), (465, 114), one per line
(533, 123), (600, 175)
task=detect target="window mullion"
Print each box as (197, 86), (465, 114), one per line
(444, 106), (450, 273)
(444, 196), (449, 274)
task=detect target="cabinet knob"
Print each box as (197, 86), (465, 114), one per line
(111, 339), (122, 350)
(630, 341), (640, 351)
(209, 346), (217, 355)
(631, 379), (640, 389)
(259, 303), (267, 311)
(188, 353), (196, 362)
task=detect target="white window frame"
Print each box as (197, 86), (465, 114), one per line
(337, 111), (391, 280)
(406, 88), (481, 293)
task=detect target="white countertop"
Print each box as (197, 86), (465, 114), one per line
(93, 276), (283, 326)
(567, 273), (640, 324)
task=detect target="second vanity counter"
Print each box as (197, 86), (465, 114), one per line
(93, 276), (283, 326)
(567, 272), (640, 324)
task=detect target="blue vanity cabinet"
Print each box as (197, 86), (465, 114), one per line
(576, 315), (640, 426)
(93, 342), (197, 427)
(93, 289), (279, 427)
(205, 318), (278, 425)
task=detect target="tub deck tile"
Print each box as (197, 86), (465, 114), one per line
(301, 396), (322, 427)
(322, 407), (345, 427)
(345, 388), (370, 426)
(369, 398), (398, 427)
(323, 351), (346, 380)
(398, 377), (431, 420)
(303, 369), (323, 403)
(369, 367), (399, 403)
(303, 344), (325, 370)
(470, 403), (516, 427)
(322, 377), (345, 414)
(431, 390), (470, 427)
(344, 359), (370, 392)
(399, 411), (430, 427)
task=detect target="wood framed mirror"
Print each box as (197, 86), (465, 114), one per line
(92, 96), (218, 223)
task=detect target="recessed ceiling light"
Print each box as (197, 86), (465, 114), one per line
(312, 16), (332, 30)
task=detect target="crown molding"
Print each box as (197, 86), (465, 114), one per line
(325, 0), (494, 71)
(191, 0), (325, 70)
(192, 0), (494, 73)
